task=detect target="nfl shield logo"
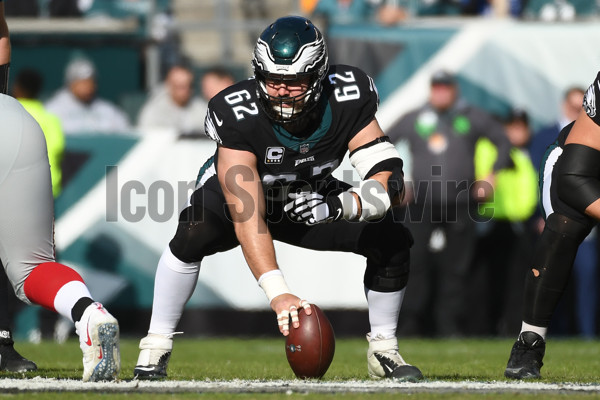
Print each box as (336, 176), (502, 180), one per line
(299, 143), (310, 154)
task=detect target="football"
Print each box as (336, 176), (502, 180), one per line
(285, 304), (335, 379)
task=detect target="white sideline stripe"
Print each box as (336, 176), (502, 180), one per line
(1, 378), (599, 394)
(54, 133), (176, 252)
(377, 19), (511, 132)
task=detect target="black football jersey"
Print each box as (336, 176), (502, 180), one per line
(199, 64), (379, 202)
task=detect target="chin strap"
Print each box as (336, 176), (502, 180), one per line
(0, 63), (9, 94)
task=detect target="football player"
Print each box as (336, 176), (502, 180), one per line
(0, 1), (120, 381)
(134, 16), (422, 382)
(505, 70), (600, 379)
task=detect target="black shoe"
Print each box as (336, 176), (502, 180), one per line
(0, 330), (37, 372)
(133, 352), (170, 380)
(505, 331), (545, 379)
(133, 334), (172, 380)
(367, 334), (424, 382)
(373, 353), (424, 382)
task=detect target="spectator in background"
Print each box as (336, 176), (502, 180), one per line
(45, 57), (131, 135)
(529, 86), (597, 339)
(13, 68), (65, 198)
(471, 108), (538, 336)
(199, 66), (235, 103)
(137, 63), (206, 136)
(387, 69), (513, 337)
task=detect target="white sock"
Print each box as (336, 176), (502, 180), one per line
(520, 322), (547, 340)
(365, 286), (405, 339)
(148, 247), (200, 335)
(54, 281), (93, 322)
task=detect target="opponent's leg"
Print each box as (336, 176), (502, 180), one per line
(505, 213), (591, 379)
(0, 265), (36, 372)
(23, 262), (120, 382)
(0, 103), (119, 381)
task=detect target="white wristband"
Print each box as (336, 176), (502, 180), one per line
(338, 190), (359, 220)
(349, 179), (391, 221)
(258, 269), (290, 303)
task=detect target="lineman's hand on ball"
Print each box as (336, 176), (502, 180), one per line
(284, 192), (343, 225)
(271, 293), (312, 336)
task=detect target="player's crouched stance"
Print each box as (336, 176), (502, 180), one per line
(505, 70), (600, 379)
(134, 16), (421, 382)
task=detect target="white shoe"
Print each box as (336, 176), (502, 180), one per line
(75, 302), (120, 382)
(367, 333), (423, 381)
(133, 333), (173, 380)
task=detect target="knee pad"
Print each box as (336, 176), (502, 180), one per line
(556, 144), (600, 213)
(363, 253), (410, 293)
(169, 204), (238, 264)
(361, 218), (412, 292)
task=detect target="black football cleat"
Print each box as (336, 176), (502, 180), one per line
(367, 333), (423, 382)
(372, 353), (424, 382)
(505, 331), (545, 379)
(0, 330), (37, 372)
(133, 334), (172, 380)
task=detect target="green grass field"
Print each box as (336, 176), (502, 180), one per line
(1, 336), (600, 399)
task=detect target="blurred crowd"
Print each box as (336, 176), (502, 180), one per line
(5, 1), (596, 21)
(387, 71), (597, 338)
(301, 0), (596, 23)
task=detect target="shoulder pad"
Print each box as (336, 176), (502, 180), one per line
(203, 79), (262, 151)
(326, 64), (379, 106)
(323, 65), (379, 141)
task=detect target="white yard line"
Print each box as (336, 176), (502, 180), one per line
(1, 378), (599, 394)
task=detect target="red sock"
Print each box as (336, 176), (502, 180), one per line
(23, 262), (85, 312)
